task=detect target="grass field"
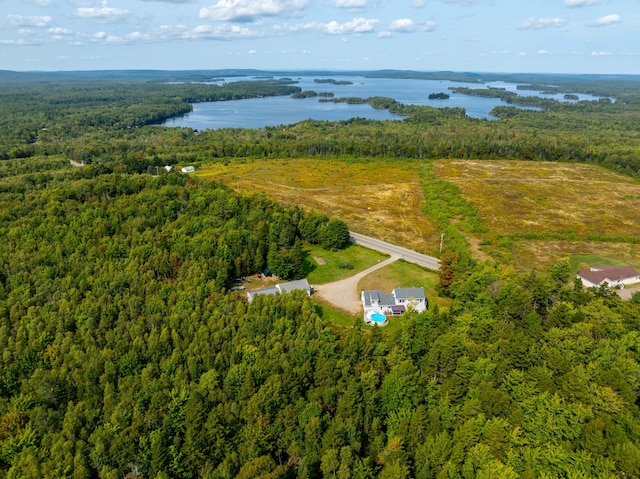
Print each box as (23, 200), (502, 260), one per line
(434, 160), (640, 270)
(198, 157), (640, 273)
(198, 158), (441, 255)
(435, 160), (640, 238)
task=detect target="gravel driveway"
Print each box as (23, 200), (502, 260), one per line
(313, 255), (399, 314)
(618, 284), (640, 300)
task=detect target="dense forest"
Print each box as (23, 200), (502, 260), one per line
(2, 71), (640, 478)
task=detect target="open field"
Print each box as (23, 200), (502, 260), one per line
(199, 157), (640, 272)
(198, 158), (441, 254)
(435, 160), (640, 238)
(435, 160), (640, 270)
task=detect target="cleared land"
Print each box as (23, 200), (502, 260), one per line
(198, 158), (440, 255)
(435, 160), (640, 270)
(435, 160), (640, 237)
(199, 158), (640, 272)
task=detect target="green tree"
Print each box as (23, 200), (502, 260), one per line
(321, 218), (350, 250)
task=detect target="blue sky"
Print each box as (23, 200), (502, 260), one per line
(1, 0), (638, 73)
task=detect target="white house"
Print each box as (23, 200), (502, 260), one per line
(361, 286), (428, 317)
(181, 166), (195, 173)
(577, 265), (639, 288)
(247, 278), (313, 302)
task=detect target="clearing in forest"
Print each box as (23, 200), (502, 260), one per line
(198, 158), (441, 255)
(435, 159), (640, 269)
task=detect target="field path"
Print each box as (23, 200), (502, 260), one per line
(314, 255), (399, 314)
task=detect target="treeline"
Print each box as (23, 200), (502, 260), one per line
(0, 80), (301, 158)
(1, 170), (640, 477)
(3, 78), (640, 178)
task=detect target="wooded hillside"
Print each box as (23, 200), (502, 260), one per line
(2, 72), (640, 478)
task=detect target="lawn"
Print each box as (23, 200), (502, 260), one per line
(304, 243), (388, 284)
(569, 254), (633, 272)
(357, 259), (451, 310)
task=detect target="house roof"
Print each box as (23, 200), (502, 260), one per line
(362, 290), (396, 307)
(393, 287), (426, 300)
(246, 287), (280, 301)
(578, 265), (639, 285)
(278, 278), (311, 294)
(247, 278), (312, 301)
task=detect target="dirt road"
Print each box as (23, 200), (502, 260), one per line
(313, 255), (399, 314)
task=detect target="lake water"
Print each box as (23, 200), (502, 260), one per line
(161, 76), (594, 130)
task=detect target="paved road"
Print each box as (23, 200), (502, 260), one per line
(349, 231), (441, 271)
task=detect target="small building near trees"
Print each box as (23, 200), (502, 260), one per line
(247, 278), (313, 302)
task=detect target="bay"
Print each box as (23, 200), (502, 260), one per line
(161, 75), (590, 130)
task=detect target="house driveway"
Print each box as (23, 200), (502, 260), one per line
(618, 284), (640, 300)
(313, 255), (399, 314)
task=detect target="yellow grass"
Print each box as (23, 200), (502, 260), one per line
(198, 157), (640, 272)
(435, 159), (640, 270)
(198, 158), (440, 254)
(513, 240), (640, 271)
(435, 160), (640, 238)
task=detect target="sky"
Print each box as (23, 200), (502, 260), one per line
(1, 0), (638, 73)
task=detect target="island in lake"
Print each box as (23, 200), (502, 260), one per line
(428, 92), (450, 100)
(314, 78), (354, 85)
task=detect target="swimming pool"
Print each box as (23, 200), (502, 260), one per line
(364, 310), (388, 326)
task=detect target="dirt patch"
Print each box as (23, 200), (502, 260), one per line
(312, 256), (327, 265)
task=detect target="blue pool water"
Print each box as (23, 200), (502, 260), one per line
(371, 313), (386, 323)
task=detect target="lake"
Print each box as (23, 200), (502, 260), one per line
(161, 75), (594, 130)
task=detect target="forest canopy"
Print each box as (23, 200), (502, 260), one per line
(1, 71), (640, 478)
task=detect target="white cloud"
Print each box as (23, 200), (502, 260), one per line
(519, 17), (565, 30)
(412, 0), (426, 7)
(421, 20), (436, 32)
(564, 0), (599, 7)
(77, 1), (129, 23)
(0, 39), (40, 46)
(537, 49), (548, 55)
(390, 18), (414, 32)
(7, 15), (52, 28)
(588, 14), (621, 27)
(296, 17), (378, 35)
(86, 24), (260, 45)
(591, 51), (611, 56)
(378, 30), (391, 38)
(249, 49), (257, 54)
(332, 0), (367, 7)
(180, 25), (261, 40)
(49, 27), (73, 35)
(25, 0), (53, 5)
(200, 0), (308, 22)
